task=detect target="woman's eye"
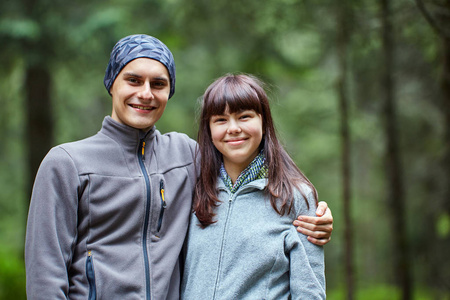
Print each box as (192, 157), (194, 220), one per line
(212, 117), (226, 123)
(239, 110), (256, 119)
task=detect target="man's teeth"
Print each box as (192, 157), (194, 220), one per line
(131, 105), (152, 110)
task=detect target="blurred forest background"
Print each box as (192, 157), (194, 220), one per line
(0, 0), (449, 299)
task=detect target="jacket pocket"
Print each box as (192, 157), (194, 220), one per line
(86, 251), (97, 300)
(157, 179), (167, 232)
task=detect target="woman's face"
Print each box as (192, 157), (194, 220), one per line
(209, 107), (263, 174)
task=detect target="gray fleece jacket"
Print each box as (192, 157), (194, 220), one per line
(25, 116), (198, 300)
(181, 178), (326, 300)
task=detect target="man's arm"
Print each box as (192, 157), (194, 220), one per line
(293, 201), (333, 246)
(25, 147), (79, 299)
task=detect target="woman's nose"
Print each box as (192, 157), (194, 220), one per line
(227, 119), (242, 134)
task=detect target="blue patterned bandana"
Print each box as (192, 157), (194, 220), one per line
(104, 34), (176, 99)
(220, 151), (268, 194)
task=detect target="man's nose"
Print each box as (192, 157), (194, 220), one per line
(138, 82), (154, 100)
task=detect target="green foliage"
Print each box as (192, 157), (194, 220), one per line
(0, 251), (26, 300)
(328, 285), (400, 300)
(0, 18), (40, 40)
(436, 213), (450, 238)
(328, 284), (449, 300)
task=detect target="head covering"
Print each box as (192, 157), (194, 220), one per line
(104, 34), (176, 99)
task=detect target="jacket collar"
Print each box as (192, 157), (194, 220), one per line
(99, 116), (156, 146)
(217, 177), (267, 194)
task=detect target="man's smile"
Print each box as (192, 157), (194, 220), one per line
(129, 104), (156, 111)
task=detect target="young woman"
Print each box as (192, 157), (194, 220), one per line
(181, 74), (326, 299)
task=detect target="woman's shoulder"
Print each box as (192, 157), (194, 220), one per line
(292, 182), (317, 217)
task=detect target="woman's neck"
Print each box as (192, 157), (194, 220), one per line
(223, 151), (260, 184)
(223, 163), (246, 184)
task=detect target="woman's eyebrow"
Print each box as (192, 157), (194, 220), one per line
(211, 114), (227, 118)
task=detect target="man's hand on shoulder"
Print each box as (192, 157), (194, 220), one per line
(293, 201), (333, 246)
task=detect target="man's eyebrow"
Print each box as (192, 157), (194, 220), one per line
(122, 72), (168, 82)
(153, 76), (169, 82)
(122, 72), (142, 78)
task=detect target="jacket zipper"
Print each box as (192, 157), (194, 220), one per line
(138, 139), (152, 300)
(157, 180), (167, 232)
(212, 185), (260, 299)
(212, 194), (234, 300)
(86, 251), (97, 300)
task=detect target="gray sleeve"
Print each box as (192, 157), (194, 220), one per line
(185, 135), (200, 178)
(25, 146), (80, 299)
(286, 189), (326, 299)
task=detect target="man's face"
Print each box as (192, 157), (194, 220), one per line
(110, 58), (171, 131)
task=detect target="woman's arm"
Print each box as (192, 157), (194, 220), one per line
(288, 192), (326, 299)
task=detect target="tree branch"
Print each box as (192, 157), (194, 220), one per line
(414, 0), (449, 38)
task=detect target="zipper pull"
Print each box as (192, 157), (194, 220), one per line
(160, 180), (167, 208)
(140, 140), (146, 161)
(157, 180), (167, 233)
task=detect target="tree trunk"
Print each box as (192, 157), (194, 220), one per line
(442, 37), (450, 216)
(336, 1), (354, 299)
(25, 64), (53, 201)
(438, 33), (450, 296)
(412, 0), (450, 292)
(23, 0), (54, 203)
(380, 0), (412, 299)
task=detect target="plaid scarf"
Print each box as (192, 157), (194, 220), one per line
(220, 151), (268, 194)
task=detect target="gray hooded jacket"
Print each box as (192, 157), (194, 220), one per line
(181, 179), (326, 299)
(25, 116), (197, 299)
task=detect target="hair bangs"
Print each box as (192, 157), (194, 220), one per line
(203, 75), (263, 121)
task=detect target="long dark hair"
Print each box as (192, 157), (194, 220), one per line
(194, 74), (318, 227)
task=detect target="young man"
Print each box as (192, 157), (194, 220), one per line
(25, 34), (333, 299)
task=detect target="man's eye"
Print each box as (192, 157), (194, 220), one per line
(128, 78), (139, 84)
(152, 81), (166, 88)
